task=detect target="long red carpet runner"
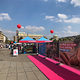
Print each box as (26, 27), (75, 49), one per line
(27, 55), (80, 80)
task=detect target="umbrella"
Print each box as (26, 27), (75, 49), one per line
(19, 36), (36, 43)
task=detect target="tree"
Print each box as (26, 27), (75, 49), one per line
(43, 36), (48, 39)
(33, 38), (36, 40)
(5, 37), (11, 44)
(18, 36), (23, 42)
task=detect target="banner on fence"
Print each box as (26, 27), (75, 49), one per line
(59, 41), (80, 69)
(46, 42), (59, 60)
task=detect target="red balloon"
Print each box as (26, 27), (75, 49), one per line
(17, 24), (21, 29)
(50, 30), (54, 33)
(11, 41), (13, 43)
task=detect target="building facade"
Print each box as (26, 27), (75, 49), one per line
(0, 31), (6, 43)
(14, 32), (43, 42)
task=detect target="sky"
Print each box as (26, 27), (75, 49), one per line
(0, 0), (80, 40)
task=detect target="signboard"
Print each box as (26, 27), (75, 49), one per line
(13, 49), (18, 56)
(46, 41), (80, 70)
(60, 43), (76, 53)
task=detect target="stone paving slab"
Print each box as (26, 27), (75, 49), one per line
(0, 73), (7, 80)
(18, 72), (27, 80)
(7, 76), (17, 80)
(26, 71), (38, 80)
(33, 71), (48, 80)
(0, 48), (48, 80)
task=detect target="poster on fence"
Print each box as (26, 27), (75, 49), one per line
(59, 41), (80, 70)
(46, 42), (59, 61)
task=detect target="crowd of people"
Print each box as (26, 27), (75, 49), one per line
(6, 43), (37, 55)
(8, 43), (22, 54)
(0, 44), (8, 48)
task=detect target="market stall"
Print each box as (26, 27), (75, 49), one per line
(36, 37), (52, 55)
(19, 36), (36, 53)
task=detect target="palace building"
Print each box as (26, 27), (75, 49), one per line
(14, 31), (43, 42)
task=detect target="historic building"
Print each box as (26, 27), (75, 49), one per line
(0, 31), (6, 43)
(14, 31), (43, 42)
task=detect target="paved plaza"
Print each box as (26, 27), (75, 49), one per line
(0, 48), (48, 80)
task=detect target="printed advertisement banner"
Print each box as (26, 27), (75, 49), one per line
(46, 42), (59, 60)
(59, 41), (80, 70)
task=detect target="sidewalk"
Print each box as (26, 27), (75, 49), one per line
(0, 48), (48, 80)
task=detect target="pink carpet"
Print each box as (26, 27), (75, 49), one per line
(27, 55), (80, 80)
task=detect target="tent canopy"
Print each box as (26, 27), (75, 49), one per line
(19, 36), (52, 43)
(19, 36), (36, 43)
(36, 37), (52, 43)
(36, 37), (52, 54)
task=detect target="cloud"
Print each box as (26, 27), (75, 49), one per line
(57, 31), (79, 37)
(64, 26), (72, 31)
(25, 25), (45, 32)
(64, 17), (80, 23)
(56, 0), (66, 2)
(45, 14), (80, 23)
(58, 14), (68, 19)
(71, 0), (80, 7)
(43, 0), (48, 2)
(0, 13), (11, 21)
(4, 30), (15, 40)
(45, 16), (54, 21)
(56, 26), (79, 37)
(53, 13), (80, 23)
(67, 26), (72, 29)
(65, 26), (79, 36)
(21, 26), (24, 29)
(63, 30), (79, 37)
(0, 25), (45, 40)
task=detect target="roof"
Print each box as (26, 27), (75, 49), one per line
(20, 36), (34, 41)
